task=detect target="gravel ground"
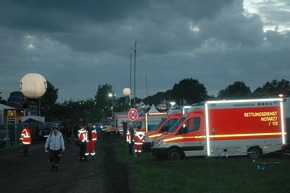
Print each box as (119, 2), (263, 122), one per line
(0, 134), (132, 193)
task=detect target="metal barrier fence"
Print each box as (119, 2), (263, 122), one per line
(0, 123), (42, 151)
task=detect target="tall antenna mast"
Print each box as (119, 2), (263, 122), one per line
(133, 41), (137, 108)
(129, 47), (132, 108)
(145, 76), (148, 104)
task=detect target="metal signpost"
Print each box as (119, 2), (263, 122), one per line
(128, 108), (138, 157)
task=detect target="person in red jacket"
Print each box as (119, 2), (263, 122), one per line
(85, 123), (98, 160)
(78, 124), (88, 161)
(134, 126), (145, 153)
(19, 125), (32, 157)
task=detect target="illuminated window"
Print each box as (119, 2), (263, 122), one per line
(8, 110), (16, 118)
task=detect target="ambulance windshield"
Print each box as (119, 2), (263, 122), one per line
(152, 118), (166, 131)
(168, 117), (185, 133)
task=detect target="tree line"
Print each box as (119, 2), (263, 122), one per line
(144, 78), (290, 106)
(1, 78), (289, 124)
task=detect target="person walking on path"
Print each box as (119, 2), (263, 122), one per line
(44, 127), (65, 171)
(77, 123), (88, 161)
(19, 125), (32, 157)
(85, 123), (98, 160)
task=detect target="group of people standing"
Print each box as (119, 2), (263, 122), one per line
(75, 122), (98, 161)
(19, 121), (99, 172)
(19, 125), (65, 171)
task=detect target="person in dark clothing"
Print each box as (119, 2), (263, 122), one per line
(73, 124), (79, 139)
(66, 127), (72, 143)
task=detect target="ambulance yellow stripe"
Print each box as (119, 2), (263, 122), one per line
(163, 132), (286, 142)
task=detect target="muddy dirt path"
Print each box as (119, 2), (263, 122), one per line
(0, 135), (131, 193)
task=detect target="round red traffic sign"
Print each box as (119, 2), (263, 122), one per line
(128, 108), (138, 121)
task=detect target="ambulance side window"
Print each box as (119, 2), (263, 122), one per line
(178, 117), (197, 135)
(161, 125), (167, 132)
(194, 117), (200, 131)
(163, 119), (178, 132)
(188, 117), (200, 132)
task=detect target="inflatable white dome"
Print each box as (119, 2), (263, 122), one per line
(20, 73), (47, 98)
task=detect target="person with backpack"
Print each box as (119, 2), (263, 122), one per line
(44, 127), (65, 171)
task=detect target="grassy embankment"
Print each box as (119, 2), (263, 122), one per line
(115, 139), (290, 193)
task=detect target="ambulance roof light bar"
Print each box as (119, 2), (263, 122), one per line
(207, 98), (283, 104)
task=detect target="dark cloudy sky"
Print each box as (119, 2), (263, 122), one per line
(0, 0), (289, 102)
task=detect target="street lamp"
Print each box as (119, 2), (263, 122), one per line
(170, 101), (176, 106)
(169, 101), (176, 110)
(123, 87), (136, 157)
(123, 88), (131, 143)
(108, 93), (115, 118)
(123, 88), (131, 109)
(79, 101), (84, 121)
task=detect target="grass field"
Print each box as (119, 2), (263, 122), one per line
(115, 140), (290, 193)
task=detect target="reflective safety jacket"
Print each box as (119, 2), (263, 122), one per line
(126, 127), (145, 152)
(91, 130), (98, 141)
(126, 127), (134, 144)
(134, 129), (145, 153)
(87, 128), (98, 141)
(78, 128), (89, 143)
(126, 130), (131, 144)
(20, 127), (31, 145)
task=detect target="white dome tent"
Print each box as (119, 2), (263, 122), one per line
(148, 104), (160, 113)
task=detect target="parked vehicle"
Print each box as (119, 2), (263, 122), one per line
(103, 124), (116, 135)
(152, 98), (287, 160)
(282, 97), (290, 153)
(115, 114), (132, 136)
(133, 112), (166, 133)
(125, 110), (165, 153)
(126, 112), (165, 141)
(100, 118), (116, 135)
(142, 109), (185, 151)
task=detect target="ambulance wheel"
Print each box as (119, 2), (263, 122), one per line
(248, 147), (262, 159)
(167, 147), (184, 160)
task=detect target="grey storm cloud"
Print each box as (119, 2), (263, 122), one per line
(0, 0), (290, 102)
(0, 0), (232, 54)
